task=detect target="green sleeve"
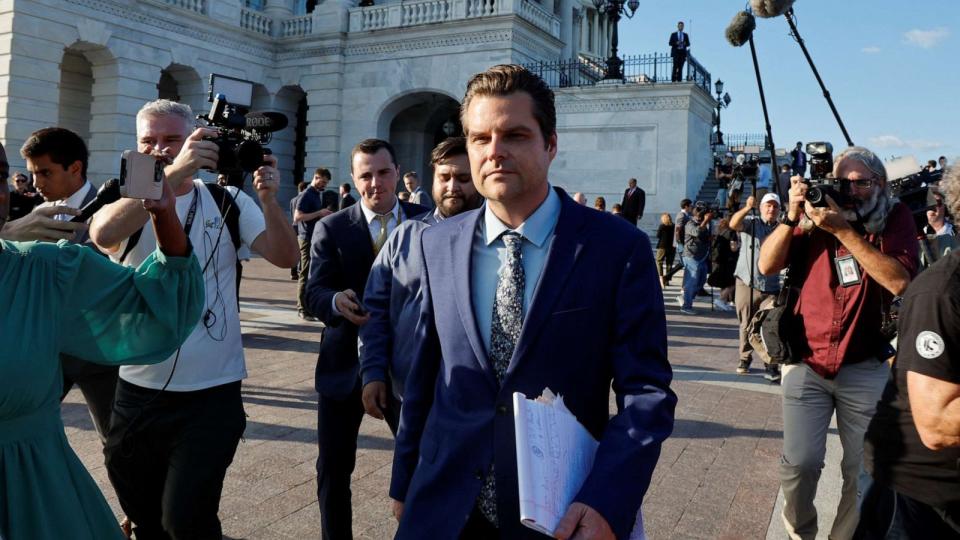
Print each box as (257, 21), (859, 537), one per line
(56, 242), (204, 366)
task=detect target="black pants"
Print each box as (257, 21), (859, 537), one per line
(60, 354), (118, 444)
(672, 53), (686, 82)
(854, 482), (960, 539)
(105, 380), (246, 540)
(316, 378), (400, 539)
(460, 505), (499, 539)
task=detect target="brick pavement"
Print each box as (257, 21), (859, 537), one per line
(62, 259), (840, 539)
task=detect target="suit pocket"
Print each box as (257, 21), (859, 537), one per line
(551, 307), (589, 317)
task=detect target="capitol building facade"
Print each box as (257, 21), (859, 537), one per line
(0, 0), (715, 223)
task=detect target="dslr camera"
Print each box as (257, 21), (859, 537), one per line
(198, 93), (288, 176)
(803, 141), (856, 209)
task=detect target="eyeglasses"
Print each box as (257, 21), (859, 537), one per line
(842, 177), (877, 189)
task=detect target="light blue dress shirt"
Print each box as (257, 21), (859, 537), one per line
(471, 186), (561, 354)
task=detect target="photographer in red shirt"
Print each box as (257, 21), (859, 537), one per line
(759, 146), (919, 540)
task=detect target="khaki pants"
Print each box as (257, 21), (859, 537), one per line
(779, 359), (890, 540)
(734, 278), (774, 363)
(297, 238), (311, 313)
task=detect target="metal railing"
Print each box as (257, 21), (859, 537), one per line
(525, 53), (711, 92)
(723, 133), (767, 149)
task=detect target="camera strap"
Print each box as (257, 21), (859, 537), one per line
(182, 186), (200, 236)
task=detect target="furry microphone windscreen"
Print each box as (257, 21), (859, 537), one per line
(750, 0), (796, 18)
(725, 11), (756, 47)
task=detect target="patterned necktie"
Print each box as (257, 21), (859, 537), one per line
(477, 231), (525, 526)
(372, 213), (390, 255)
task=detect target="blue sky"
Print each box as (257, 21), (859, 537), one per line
(618, 0), (959, 166)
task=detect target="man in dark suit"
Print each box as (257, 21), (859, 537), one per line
(620, 177), (645, 226)
(339, 182), (356, 210)
(669, 21), (690, 82)
(20, 127), (117, 444)
(304, 139), (424, 540)
(390, 65), (675, 540)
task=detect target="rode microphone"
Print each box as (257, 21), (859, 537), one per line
(244, 112), (289, 133)
(750, 0), (796, 19)
(725, 11), (756, 47)
(70, 178), (121, 223)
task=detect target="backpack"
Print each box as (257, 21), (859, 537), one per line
(119, 182), (241, 264)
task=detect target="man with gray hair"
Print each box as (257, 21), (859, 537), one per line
(859, 163), (960, 540)
(759, 146), (920, 539)
(89, 98), (298, 539)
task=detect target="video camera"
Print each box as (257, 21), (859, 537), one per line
(802, 141), (857, 209)
(196, 75), (289, 177)
(889, 167), (943, 233)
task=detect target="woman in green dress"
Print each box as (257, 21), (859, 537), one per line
(0, 167), (204, 540)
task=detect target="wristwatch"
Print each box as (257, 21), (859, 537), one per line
(782, 215), (800, 227)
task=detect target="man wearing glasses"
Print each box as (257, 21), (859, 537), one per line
(758, 146), (919, 540)
(8, 171), (41, 220)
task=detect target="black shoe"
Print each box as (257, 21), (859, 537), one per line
(764, 364), (781, 384)
(298, 310), (318, 322)
(736, 360), (751, 374)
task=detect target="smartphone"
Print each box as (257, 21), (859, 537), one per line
(119, 150), (164, 200)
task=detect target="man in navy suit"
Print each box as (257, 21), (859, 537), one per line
(304, 138), (425, 539)
(359, 136), (481, 422)
(669, 21), (690, 82)
(390, 65), (676, 539)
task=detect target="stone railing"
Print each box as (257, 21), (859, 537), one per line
(350, 0), (515, 33)
(401, 0), (453, 26)
(280, 13), (313, 38)
(163, 0), (205, 14)
(241, 8), (273, 36)
(517, 0), (560, 39)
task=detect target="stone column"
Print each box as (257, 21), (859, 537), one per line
(87, 53), (167, 185)
(301, 69), (344, 182)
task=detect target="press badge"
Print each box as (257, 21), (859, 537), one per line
(834, 254), (862, 287)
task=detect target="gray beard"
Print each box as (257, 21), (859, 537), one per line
(841, 189), (895, 234)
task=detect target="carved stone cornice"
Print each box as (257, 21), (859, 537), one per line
(66, 0), (276, 59)
(344, 29), (513, 57)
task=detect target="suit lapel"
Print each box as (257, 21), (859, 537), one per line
(349, 202), (376, 265)
(449, 210), (499, 390)
(507, 193), (587, 378)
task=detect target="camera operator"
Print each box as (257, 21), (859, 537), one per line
(857, 165), (960, 538)
(715, 153), (734, 210)
(758, 146), (919, 540)
(677, 203), (713, 315)
(88, 99), (298, 539)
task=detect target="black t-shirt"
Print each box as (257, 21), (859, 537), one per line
(716, 164), (733, 189)
(864, 250), (960, 510)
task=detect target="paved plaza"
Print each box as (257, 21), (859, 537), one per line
(64, 258), (845, 539)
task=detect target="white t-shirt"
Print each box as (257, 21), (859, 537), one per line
(113, 179), (266, 391)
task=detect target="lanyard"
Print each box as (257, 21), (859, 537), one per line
(183, 186), (200, 236)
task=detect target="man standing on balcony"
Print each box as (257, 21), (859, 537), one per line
(669, 21), (690, 82)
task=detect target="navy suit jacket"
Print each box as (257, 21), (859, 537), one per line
(305, 200), (425, 397)
(391, 188), (676, 538)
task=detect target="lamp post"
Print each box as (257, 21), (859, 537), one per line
(713, 79), (731, 147)
(591, 0), (639, 81)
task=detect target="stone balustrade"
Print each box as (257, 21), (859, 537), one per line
(517, 0), (560, 39)
(348, 0), (560, 34)
(280, 13), (313, 38)
(163, 0), (205, 14)
(241, 8), (272, 36)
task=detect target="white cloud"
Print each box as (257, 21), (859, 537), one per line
(869, 135), (945, 151)
(903, 27), (949, 48)
(861, 46), (881, 54)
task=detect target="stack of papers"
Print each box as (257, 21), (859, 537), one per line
(513, 389), (599, 536)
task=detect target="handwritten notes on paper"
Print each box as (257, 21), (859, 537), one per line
(512, 389), (599, 536)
